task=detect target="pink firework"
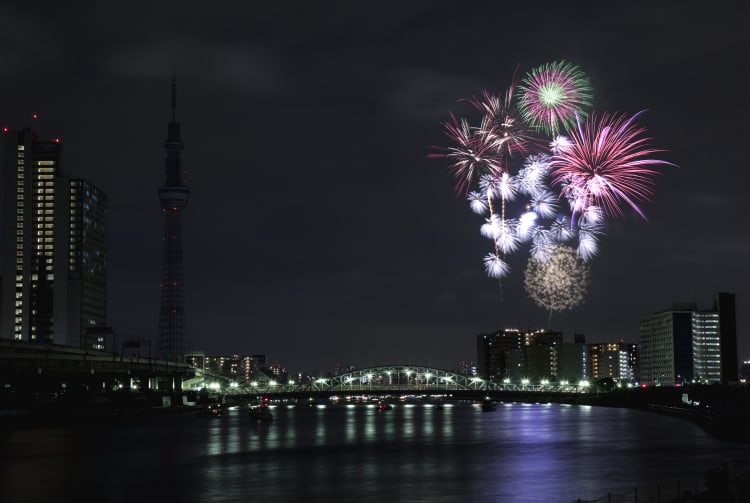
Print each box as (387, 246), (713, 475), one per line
(468, 74), (539, 162)
(429, 113), (501, 195)
(518, 60), (592, 136)
(550, 111), (673, 221)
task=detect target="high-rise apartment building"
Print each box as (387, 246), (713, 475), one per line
(692, 310), (721, 383)
(715, 292), (738, 383)
(157, 78), (190, 362)
(1, 127), (108, 348)
(477, 329), (524, 381)
(639, 293), (738, 386)
(588, 342), (638, 382)
(477, 328), (562, 381)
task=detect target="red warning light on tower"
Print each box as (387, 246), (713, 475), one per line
(32, 114), (39, 120)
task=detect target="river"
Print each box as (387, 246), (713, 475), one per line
(1, 400), (748, 502)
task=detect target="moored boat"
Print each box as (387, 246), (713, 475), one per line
(480, 399), (497, 412)
(248, 404), (273, 421)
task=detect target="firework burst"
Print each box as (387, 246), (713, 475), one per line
(550, 110), (672, 223)
(524, 244), (589, 314)
(429, 113), (501, 196)
(518, 60), (593, 136)
(430, 60), (673, 313)
(484, 253), (510, 279)
(468, 79), (538, 162)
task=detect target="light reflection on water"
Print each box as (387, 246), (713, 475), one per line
(2, 402), (749, 503)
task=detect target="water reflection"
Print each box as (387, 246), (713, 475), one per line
(2, 402), (749, 503)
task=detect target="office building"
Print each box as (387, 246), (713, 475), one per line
(639, 293), (738, 386)
(639, 304), (695, 386)
(61, 177), (109, 349)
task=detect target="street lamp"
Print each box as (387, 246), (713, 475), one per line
(443, 376), (453, 390)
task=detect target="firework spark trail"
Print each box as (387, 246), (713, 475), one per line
(550, 110), (674, 223)
(467, 79), (539, 298)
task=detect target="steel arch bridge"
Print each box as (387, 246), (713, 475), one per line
(304, 365), (488, 392)
(222, 364), (586, 395)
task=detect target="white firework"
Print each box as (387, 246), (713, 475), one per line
(580, 205), (603, 225)
(484, 253), (510, 278)
(518, 211), (537, 241)
(479, 172), (517, 202)
(516, 154), (551, 196)
(495, 219), (520, 254)
(467, 191), (488, 215)
(529, 190), (558, 219)
(550, 135), (572, 154)
(524, 244), (589, 313)
(577, 219), (604, 261)
(480, 214), (501, 240)
(577, 233), (599, 261)
(550, 218), (575, 242)
(530, 228), (554, 262)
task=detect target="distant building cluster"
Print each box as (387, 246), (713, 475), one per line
(475, 292), (739, 387)
(184, 352), (293, 385)
(476, 328), (637, 385)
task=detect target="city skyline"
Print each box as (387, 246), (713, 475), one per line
(0, 2), (748, 373)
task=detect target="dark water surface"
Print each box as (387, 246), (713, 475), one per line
(1, 401), (748, 502)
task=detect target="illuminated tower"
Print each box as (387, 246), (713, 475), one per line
(157, 78), (190, 362)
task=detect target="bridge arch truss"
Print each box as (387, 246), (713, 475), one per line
(306, 365), (490, 392)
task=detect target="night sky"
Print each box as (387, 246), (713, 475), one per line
(1, 1), (748, 375)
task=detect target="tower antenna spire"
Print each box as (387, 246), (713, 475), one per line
(171, 75), (177, 121)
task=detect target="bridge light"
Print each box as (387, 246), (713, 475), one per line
(288, 380), (295, 386)
(521, 378), (530, 386)
(579, 380), (589, 387)
(541, 379), (549, 386)
(269, 380), (278, 386)
(250, 381), (258, 387)
(503, 378), (511, 384)
(560, 380), (568, 386)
